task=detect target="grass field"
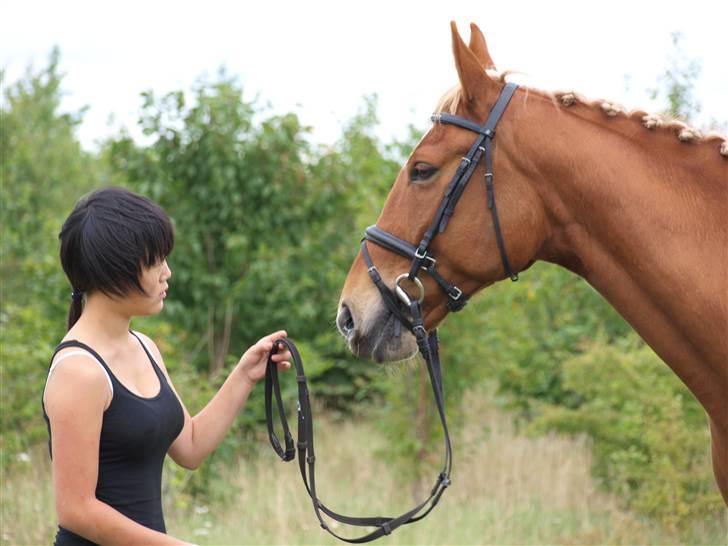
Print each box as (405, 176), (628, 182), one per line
(2, 389), (725, 545)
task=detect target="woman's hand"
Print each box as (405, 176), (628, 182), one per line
(236, 330), (292, 386)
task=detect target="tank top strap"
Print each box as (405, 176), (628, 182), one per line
(50, 340), (91, 365)
(129, 331), (166, 381)
(51, 340), (112, 373)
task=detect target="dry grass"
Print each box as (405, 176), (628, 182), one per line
(164, 390), (725, 545)
(2, 389), (725, 545)
(1, 450), (57, 545)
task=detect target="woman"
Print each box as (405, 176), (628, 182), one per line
(42, 187), (291, 545)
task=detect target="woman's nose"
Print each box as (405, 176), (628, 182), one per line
(162, 260), (172, 280)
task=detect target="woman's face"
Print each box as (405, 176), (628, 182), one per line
(130, 259), (172, 316)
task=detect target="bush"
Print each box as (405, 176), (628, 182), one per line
(530, 334), (723, 530)
(0, 302), (65, 466)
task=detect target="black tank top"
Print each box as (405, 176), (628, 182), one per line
(42, 332), (184, 545)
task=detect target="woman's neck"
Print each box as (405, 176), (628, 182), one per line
(70, 292), (133, 346)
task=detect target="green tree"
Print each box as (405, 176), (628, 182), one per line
(108, 75), (317, 374)
(1, 48), (100, 306)
(1, 50), (100, 461)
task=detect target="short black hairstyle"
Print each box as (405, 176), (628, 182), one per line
(59, 187), (174, 328)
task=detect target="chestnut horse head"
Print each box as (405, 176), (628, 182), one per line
(337, 22), (551, 362)
(336, 22), (728, 503)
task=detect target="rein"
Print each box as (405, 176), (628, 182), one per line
(265, 336), (450, 543)
(264, 81), (518, 542)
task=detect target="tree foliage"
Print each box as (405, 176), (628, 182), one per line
(648, 32), (701, 123)
(1, 51), (99, 462)
(1, 48), (99, 306)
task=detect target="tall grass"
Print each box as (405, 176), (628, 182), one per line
(2, 389), (725, 545)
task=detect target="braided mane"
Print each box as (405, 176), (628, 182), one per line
(435, 73), (728, 159)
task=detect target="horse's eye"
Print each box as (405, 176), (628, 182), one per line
(410, 163), (438, 183)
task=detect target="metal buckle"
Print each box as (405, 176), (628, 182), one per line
(414, 247), (429, 260)
(394, 274), (425, 305)
(448, 286), (463, 300)
(421, 255), (437, 270)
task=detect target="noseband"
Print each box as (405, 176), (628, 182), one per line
(265, 82), (519, 543)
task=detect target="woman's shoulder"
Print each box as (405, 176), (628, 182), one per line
(44, 348), (113, 412)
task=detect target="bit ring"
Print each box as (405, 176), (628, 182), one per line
(394, 274), (425, 305)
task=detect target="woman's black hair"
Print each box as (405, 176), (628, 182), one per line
(59, 187), (174, 330)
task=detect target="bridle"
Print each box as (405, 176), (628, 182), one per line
(265, 82), (519, 542)
(362, 80), (520, 321)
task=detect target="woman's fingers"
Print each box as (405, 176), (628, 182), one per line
(262, 330), (287, 344)
(270, 350), (292, 362)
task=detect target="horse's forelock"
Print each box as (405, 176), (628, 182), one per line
(435, 86), (463, 116)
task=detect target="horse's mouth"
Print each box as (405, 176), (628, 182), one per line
(370, 313), (417, 363)
(346, 309), (418, 363)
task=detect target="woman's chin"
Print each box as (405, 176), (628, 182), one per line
(136, 301), (165, 317)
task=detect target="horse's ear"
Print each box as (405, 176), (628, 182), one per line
(468, 23), (495, 70)
(451, 21), (492, 104)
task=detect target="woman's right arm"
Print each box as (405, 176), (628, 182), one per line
(44, 355), (192, 546)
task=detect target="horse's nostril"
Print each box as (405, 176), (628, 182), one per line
(337, 304), (356, 337)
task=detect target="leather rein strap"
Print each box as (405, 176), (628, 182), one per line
(264, 82), (518, 542)
(265, 336), (451, 543)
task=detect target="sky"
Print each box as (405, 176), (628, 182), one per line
(2, 0), (726, 151)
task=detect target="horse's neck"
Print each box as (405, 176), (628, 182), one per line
(521, 104), (728, 416)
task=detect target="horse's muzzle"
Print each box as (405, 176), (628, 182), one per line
(336, 301), (417, 363)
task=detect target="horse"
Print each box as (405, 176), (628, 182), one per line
(336, 22), (728, 505)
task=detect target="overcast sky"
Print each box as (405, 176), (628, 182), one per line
(3, 0), (726, 150)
